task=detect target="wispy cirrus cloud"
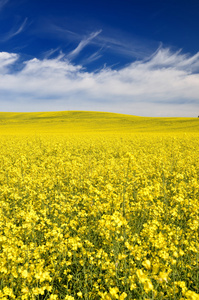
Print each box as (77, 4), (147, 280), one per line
(33, 18), (159, 65)
(45, 23), (79, 40)
(1, 17), (28, 42)
(0, 48), (199, 116)
(96, 33), (155, 60)
(67, 30), (102, 60)
(10, 17), (28, 37)
(81, 47), (104, 65)
(43, 47), (62, 59)
(147, 48), (199, 71)
(0, 0), (9, 11)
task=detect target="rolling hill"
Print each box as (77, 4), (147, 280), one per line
(0, 111), (198, 135)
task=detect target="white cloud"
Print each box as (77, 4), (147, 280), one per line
(0, 52), (19, 73)
(146, 48), (199, 71)
(0, 48), (199, 116)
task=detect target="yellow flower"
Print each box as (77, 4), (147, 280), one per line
(136, 269), (148, 283)
(109, 287), (119, 299)
(3, 287), (15, 298)
(185, 290), (199, 300)
(144, 280), (154, 293)
(21, 287), (29, 294)
(157, 271), (169, 283)
(130, 283), (137, 291)
(142, 260), (151, 270)
(65, 296), (75, 300)
(77, 291), (83, 298)
(21, 270), (28, 278)
(49, 295), (58, 300)
(119, 292), (127, 300)
(175, 281), (187, 294)
(152, 264), (159, 274)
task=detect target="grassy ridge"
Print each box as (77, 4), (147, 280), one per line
(0, 111), (199, 134)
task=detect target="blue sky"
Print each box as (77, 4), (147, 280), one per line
(0, 0), (199, 116)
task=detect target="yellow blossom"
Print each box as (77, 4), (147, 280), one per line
(77, 292), (83, 298)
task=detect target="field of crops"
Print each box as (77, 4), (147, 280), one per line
(0, 112), (199, 300)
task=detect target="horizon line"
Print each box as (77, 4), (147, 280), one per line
(0, 110), (198, 119)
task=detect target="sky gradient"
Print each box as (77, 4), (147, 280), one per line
(0, 0), (199, 116)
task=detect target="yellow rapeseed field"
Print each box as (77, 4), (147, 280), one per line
(0, 111), (199, 300)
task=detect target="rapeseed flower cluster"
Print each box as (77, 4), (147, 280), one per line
(0, 131), (199, 299)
